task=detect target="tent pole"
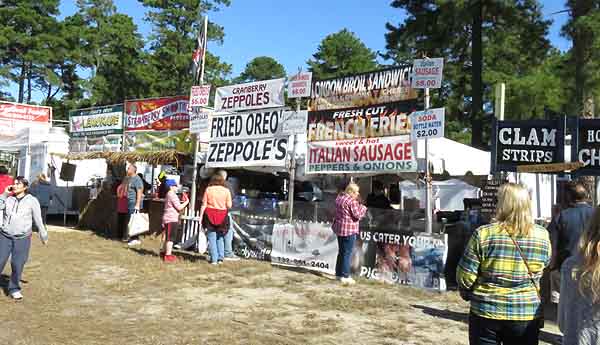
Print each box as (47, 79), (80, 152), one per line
(425, 87), (433, 234)
(288, 128), (298, 222)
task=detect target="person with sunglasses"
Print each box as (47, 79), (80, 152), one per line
(0, 176), (48, 300)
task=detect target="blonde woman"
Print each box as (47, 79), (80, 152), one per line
(457, 183), (551, 345)
(332, 182), (367, 285)
(559, 208), (600, 345)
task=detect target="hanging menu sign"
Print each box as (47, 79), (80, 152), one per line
(491, 118), (565, 173)
(206, 108), (290, 168)
(480, 178), (503, 220)
(573, 118), (600, 176)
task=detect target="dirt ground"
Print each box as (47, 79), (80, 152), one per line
(1, 226), (563, 345)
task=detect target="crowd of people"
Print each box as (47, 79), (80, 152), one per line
(0, 162), (599, 345)
(455, 181), (599, 345)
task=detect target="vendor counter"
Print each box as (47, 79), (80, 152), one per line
(148, 198), (165, 234)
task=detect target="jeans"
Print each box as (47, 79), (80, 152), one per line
(0, 232), (32, 293)
(335, 234), (356, 278)
(207, 230), (225, 263)
(469, 313), (541, 345)
(117, 213), (131, 240)
(224, 215), (234, 257)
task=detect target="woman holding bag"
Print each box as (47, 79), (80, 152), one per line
(457, 183), (551, 345)
(199, 173), (232, 265)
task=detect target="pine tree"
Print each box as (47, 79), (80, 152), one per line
(139, 0), (232, 95)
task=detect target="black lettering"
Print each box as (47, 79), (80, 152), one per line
(264, 91), (270, 105)
(253, 140), (262, 160)
(235, 116), (243, 136)
(262, 139), (272, 160)
(216, 143), (226, 162)
(208, 144), (217, 162)
(243, 141), (254, 161)
(275, 138), (287, 160)
(224, 142), (235, 160)
(270, 111), (278, 134)
(255, 112), (263, 134)
(234, 142), (244, 160)
(246, 113), (254, 135)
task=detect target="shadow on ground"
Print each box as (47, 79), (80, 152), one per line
(412, 304), (563, 345)
(128, 247), (208, 263)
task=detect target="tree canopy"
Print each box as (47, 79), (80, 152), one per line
(235, 56), (285, 83)
(307, 29), (378, 80)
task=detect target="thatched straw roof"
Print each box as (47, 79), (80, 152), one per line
(51, 150), (188, 166)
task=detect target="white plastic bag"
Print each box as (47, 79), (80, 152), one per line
(197, 229), (207, 254)
(128, 213), (149, 237)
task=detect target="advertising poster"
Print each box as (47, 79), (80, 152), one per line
(491, 118), (565, 173)
(309, 66), (417, 111)
(411, 58), (444, 89)
(189, 85), (211, 107)
(410, 107), (445, 141)
(0, 101), (52, 137)
(206, 108), (290, 168)
(125, 96), (189, 131)
(70, 135), (122, 153)
(271, 222), (337, 275)
(214, 78), (285, 112)
(231, 213), (274, 262)
(69, 104), (123, 137)
(574, 118), (600, 176)
(287, 72), (312, 99)
(307, 101), (415, 141)
(354, 230), (447, 291)
(306, 135), (417, 174)
(123, 131), (194, 153)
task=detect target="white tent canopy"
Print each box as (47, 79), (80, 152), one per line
(399, 178), (480, 211)
(416, 137), (490, 176)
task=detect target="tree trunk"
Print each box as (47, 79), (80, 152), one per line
(17, 61), (26, 103)
(569, 0), (596, 204)
(26, 62), (32, 103)
(470, 0), (483, 149)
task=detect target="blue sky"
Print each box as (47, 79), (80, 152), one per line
(10, 1), (572, 101)
(57, 0), (571, 77)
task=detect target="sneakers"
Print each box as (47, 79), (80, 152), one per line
(340, 277), (356, 285)
(210, 262), (219, 265)
(127, 239), (141, 247)
(163, 255), (177, 263)
(10, 291), (23, 300)
(218, 260), (223, 265)
(223, 255), (240, 261)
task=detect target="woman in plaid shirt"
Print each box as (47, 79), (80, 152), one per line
(332, 182), (367, 285)
(457, 183), (551, 345)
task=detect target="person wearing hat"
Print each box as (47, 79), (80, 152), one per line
(0, 176), (48, 300)
(161, 179), (189, 262)
(157, 171), (169, 199)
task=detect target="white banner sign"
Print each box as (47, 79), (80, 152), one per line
(306, 135), (417, 174)
(287, 72), (312, 98)
(271, 222), (337, 275)
(410, 108), (445, 141)
(189, 108), (212, 143)
(189, 85), (211, 107)
(206, 108), (290, 168)
(214, 78), (285, 112)
(411, 58), (444, 89)
(281, 110), (307, 135)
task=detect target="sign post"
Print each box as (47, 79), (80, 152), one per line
(286, 70), (312, 221)
(412, 57), (444, 234)
(189, 15), (208, 215)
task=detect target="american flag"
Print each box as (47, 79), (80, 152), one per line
(192, 16), (208, 84)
